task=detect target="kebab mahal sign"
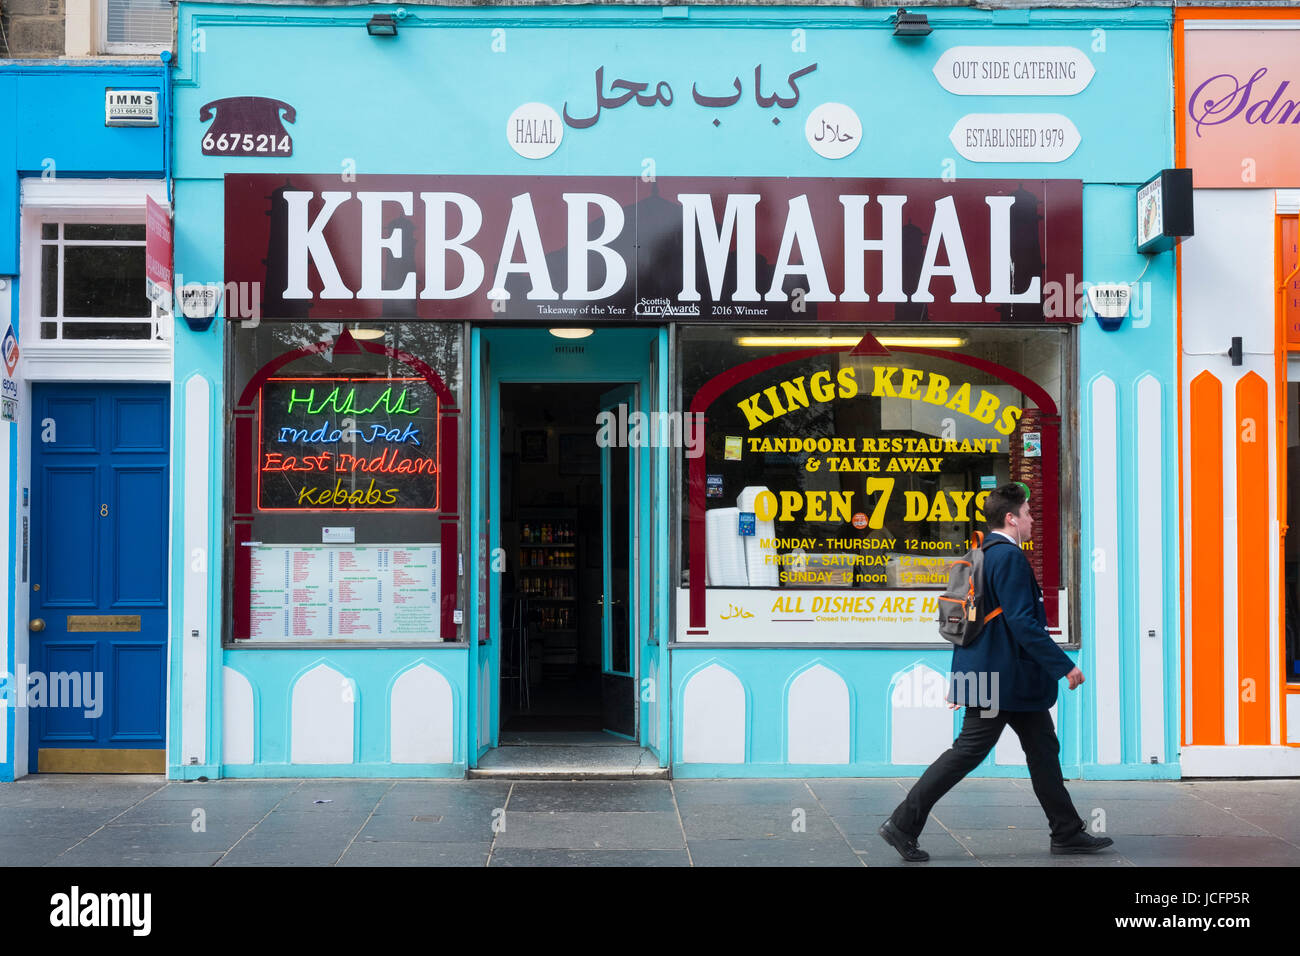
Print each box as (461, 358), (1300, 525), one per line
(223, 175), (1081, 324)
(224, 173), (1080, 645)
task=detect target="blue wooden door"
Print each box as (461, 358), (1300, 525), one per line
(29, 383), (170, 772)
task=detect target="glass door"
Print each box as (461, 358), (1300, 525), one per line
(472, 332), (495, 758)
(599, 384), (637, 738)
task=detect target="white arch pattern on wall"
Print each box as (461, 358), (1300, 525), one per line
(681, 663), (745, 764)
(890, 663), (955, 765)
(221, 666), (255, 765)
(1135, 373), (1166, 764)
(390, 663), (454, 764)
(1090, 374), (1122, 764)
(787, 663), (850, 764)
(290, 662), (355, 764)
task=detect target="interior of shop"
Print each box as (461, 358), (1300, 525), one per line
(498, 383), (618, 736)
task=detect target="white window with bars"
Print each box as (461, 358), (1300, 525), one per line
(35, 219), (170, 343)
(101, 0), (173, 54)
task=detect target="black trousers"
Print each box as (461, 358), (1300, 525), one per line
(889, 706), (1085, 843)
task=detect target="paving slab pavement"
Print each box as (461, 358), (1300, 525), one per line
(0, 775), (1295, 866)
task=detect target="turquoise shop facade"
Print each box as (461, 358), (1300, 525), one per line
(168, 2), (1180, 780)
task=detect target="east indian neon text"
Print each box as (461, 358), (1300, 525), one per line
(262, 450), (437, 476)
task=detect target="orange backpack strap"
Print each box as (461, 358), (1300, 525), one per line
(982, 606), (1003, 625)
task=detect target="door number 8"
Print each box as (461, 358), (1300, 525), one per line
(100, 503), (108, 517)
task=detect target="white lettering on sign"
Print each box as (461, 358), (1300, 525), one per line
(274, 188), (1057, 307)
(104, 89), (159, 126)
(507, 102), (564, 159)
(949, 114), (1081, 163)
(933, 47), (1095, 96)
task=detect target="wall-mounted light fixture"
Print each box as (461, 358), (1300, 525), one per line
(1229, 336), (1243, 366)
(548, 328), (593, 339)
(366, 14), (398, 37)
(892, 7), (932, 38)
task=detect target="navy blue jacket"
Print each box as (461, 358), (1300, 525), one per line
(948, 535), (1075, 711)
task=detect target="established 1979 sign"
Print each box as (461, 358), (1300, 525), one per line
(224, 175), (1083, 324)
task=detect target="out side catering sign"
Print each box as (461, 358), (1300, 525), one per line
(224, 175), (1082, 323)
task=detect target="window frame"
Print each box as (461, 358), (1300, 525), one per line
(671, 321), (1081, 647)
(18, 180), (173, 373)
(99, 0), (173, 55)
(34, 219), (167, 343)
(221, 320), (469, 649)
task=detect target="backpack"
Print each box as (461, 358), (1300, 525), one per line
(936, 532), (1004, 646)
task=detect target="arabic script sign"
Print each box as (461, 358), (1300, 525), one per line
(560, 63), (819, 130)
(1183, 27), (1300, 187)
(225, 175), (1083, 324)
(805, 103), (861, 159)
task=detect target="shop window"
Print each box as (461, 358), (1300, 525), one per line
(225, 322), (464, 645)
(36, 221), (167, 342)
(679, 325), (1069, 604)
(102, 0), (172, 53)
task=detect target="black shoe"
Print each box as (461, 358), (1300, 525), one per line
(1050, 828), (1115, 855)
(879, 820), (930, 862)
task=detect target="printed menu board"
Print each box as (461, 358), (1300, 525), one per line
(248, 544), (440, 641)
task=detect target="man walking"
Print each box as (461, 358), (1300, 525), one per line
(879, 482), (1113, 861)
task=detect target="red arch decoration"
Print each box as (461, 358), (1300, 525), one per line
(231, 327), (460, 641)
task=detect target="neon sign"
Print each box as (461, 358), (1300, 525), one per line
(257, 377), (440, 511)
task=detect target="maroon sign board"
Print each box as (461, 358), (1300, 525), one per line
(223, 175), (1082, 324)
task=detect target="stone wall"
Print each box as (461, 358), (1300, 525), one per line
(3, 0), (65, 57)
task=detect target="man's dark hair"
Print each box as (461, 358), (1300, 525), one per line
(984, 482), (1027, 532)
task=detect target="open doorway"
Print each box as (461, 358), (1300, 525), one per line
(497, 382), (632, 740)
